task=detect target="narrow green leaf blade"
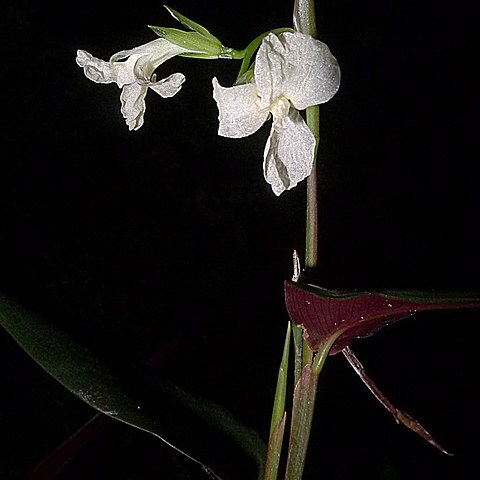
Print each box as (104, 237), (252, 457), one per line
(262, 323), (291, 480)
(291, 323), (303, 387)
(0, 294), (219, 476)
(0, 294), (266, 479)
(269, 322), (291, 436)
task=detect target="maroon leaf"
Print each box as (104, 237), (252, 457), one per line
(284, 281), (480, 354)
(342, 347), (452, 455)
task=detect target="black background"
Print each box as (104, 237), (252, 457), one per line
(1, 1), (479, 479)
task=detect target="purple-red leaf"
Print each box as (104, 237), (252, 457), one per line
(342, 347), (452, 455)
(285, 281), (480, 354)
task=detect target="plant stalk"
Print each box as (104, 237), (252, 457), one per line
(285, 2), (324, 479)
(305, 105), (320, 270)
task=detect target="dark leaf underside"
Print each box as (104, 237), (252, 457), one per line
(285, 281), (480, 354)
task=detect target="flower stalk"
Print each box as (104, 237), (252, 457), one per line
(265, 1), (339, 477)
(284, 2), (328, 479)
(305, 105), (320, 269)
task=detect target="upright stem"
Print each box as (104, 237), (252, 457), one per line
(303, 0), (320, 375)
(284, 2), (324, 479)
(305, 106), (320, 269)
(284, 365), (318, 480)
(304, 0), (319, 270)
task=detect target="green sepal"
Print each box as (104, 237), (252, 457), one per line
(234, 66), (254, 86)
(152, 6), (245, 60)
(164, 5), (218, 41)
(149, 26), (222, 58)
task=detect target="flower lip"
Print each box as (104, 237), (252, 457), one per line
(212, 77), (269, 138)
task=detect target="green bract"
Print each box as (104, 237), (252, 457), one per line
(149, 26), (223, 59)
(149, 5), (242, 60)
(165, 5), (219, 41)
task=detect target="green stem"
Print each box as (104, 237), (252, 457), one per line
(284, 365), (318, 480)
(303, 0), (319, 371)
(224, 47), (245, 60)
(307, 0), (318, 38)
(284, 339), (335, 480)
(304, 0), (320, 270)
(264, 414), (287, 480)
(303, 0), (320, 373)
(304, 106), (320, 270)
(285, 2), (324, 479)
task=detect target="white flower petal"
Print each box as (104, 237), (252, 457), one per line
(120, 83), (148, 131)
(212, 78), (268, 138)
(293, 0), (312, 35)
(280, 32), (341, 109)
(263, 108), (315, 195)
(149, 73), (186, 98)
(110, 38), (187, 67)
(76, 49), (137, 87)
(254, 33), (286, 110)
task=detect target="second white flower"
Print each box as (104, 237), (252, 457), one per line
(213, 32), (340, 195)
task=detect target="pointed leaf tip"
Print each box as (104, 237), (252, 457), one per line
(343, 348), (454, 456)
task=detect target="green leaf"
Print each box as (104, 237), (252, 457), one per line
(263, 323), (291, 480)
(0, 294), (266, 479)
(263, 413), (286, 480)
(291, 323), (303, 386)
(269, 322), (291, 437)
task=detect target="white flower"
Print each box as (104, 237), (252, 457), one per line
(212, 32), (340, 195)
(76, 38), (189, 130)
